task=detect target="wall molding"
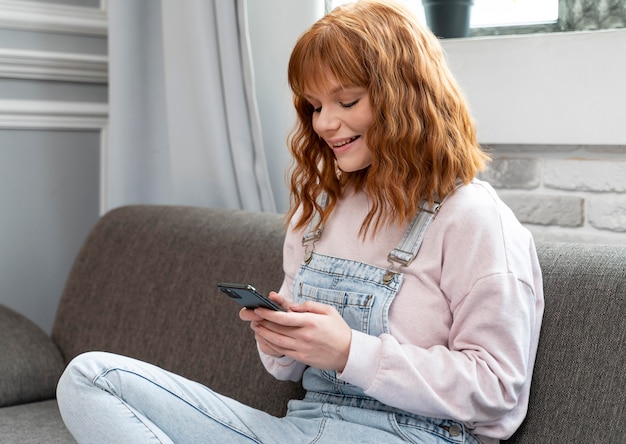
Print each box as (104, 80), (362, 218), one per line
(0, 48), (107, 83)
(0, 99), (107, 128)
(0, 0), (107, 36)
(0, 99), (109, 213)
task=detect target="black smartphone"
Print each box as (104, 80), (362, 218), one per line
(217, 283), (286, 312)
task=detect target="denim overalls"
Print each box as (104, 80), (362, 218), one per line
(284, 194), (482, 444)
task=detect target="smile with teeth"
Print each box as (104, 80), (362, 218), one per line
(332, 136), (360, 148)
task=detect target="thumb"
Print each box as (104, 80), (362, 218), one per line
(288, 300), (329, 314)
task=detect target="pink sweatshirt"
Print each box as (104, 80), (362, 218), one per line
(260, 179), (544, 443)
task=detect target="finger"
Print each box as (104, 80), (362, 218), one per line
(253, 309), (307, 328)
(268, 291), (284, 303)
(252, 318), (292, 339)
(253, 321), (298, 351)
(255, 332), (285, 357)
(268, 291), (291, 311)
(239, 307), (262, 321)
(288, 301), (332, 315)
(256, 319), (302, 342)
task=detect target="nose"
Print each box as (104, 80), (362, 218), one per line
(313, 107), (340, 135)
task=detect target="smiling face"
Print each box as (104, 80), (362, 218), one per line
(305, 73), (374, 173)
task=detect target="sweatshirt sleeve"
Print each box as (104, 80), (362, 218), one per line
(257, 345), (308, 382)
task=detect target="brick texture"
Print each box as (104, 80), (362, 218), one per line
(479, 158), (540, 189)
(483, 144), (626, 245)
(499, 193), (584, 227)
(544, 159), (626, 192)
(588, 195), (626, 232)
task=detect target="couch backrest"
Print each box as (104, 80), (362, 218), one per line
(507, 242), (625, 443)
(52, 206), (625, 441)
(52, 205), (304, 417)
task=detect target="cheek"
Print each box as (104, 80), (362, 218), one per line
(356, 106), (375, 134)
(311, 114), (321, 135)
(362, 108), (375, 129)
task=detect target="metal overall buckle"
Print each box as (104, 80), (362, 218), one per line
(302, 228), (322, 264)
(383, 253), (411, 285)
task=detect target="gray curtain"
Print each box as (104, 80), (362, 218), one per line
(107, 0), (276, 212)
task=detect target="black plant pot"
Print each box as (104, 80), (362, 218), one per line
(422, 0), (473, 38)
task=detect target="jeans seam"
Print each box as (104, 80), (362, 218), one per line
(87, 369), (168, 444)
(94, 367), (262, 444)
(307, 417), (328, 444)
(389, 412), (465, 444)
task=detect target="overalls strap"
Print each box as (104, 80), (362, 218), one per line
(386, 200), (440, 268)
(301, 192), (328, 263)
(301, 187), (460, 271)
(387, 182), (463, 268)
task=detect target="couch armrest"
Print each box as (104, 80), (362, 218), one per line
(0, 304), (65, 407)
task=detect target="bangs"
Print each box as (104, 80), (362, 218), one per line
(288, 12), (370, 99)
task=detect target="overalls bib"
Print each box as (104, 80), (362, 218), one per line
(287, 195), (481, 444)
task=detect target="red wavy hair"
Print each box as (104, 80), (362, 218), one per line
(286, 0), (489, 236)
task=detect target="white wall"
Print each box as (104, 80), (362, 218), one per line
(441, 29), (626, 145)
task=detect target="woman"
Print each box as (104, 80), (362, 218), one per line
(57, 1), (544, 443)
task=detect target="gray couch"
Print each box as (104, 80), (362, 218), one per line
(0, 205), (624, 443)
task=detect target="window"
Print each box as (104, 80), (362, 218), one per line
(326, 0), (626, 36)
(471, 0), (558, 28)
(472, 0), (626, 36)
(326, 0), (557, 28)
(471, 0), (559, 36)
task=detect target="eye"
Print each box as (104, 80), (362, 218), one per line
(307, 101), (322, 113)
(341, 99), (359, 109)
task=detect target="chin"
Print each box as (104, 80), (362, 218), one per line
(337, 160), (372, 173)
(339, 164), (370, 173)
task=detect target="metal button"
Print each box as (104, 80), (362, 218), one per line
(382, 270), (395, 284)
(449, 424), (462, 437)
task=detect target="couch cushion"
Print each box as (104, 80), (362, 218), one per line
(0, 399), (75, 443)
(506, 242), (625, 443)
(52, 205), (304, 417)
(0, 304), (65, 408)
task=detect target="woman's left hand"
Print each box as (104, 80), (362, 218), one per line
(251, 294), (352, 372)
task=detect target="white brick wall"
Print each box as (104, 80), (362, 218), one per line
(479, 144), (626, 245)
(544, 159), (626, 192)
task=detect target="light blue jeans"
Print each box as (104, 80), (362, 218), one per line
(57, 351), (478, 443)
